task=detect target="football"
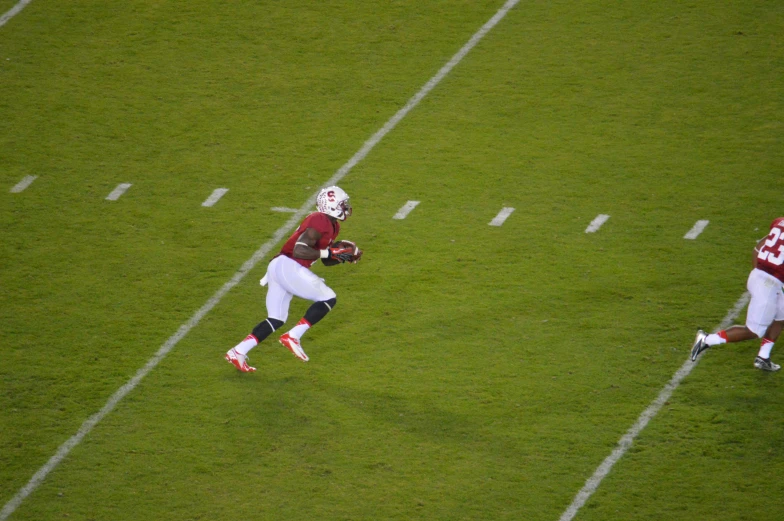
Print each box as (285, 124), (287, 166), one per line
(333, 240), (362, 263)
(333, 240), (358, 254)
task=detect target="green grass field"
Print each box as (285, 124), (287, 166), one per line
(2, 1), (783, 520)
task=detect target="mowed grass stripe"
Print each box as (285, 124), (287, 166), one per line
(0, 2), (521, 518)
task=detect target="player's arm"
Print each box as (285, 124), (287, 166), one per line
(293, 228), (354, 263)
(293, 228), (323, 260)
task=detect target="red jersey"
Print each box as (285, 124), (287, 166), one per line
(278, 212), (340, 268)
(756, 217), (784, 283)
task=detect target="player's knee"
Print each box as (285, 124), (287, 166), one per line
(268, 318), (284, 330)
(324, 297), (337, 310)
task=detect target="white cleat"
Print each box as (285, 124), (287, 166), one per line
(225, 348), (256, 372)
(279, 333), (309, 362)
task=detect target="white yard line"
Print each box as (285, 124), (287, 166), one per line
(684, 219), (710, 240)
(585, 214), (610, 233)
(201, 188), (229, 207)
(558, 291), (751, 521)
(0, 2), (520, 518)
(0, 0), (33, 28)
(9, 175), (37, 193)
(105, 183), (132, 201)
(271, 206), (299, 213)
(393, 200), (420, 220)
(489, 207), (515, 226)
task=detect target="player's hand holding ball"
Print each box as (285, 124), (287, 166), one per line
(332, 240), (363, 263)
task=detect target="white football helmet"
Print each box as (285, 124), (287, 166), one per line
(316, 186), (352, 221)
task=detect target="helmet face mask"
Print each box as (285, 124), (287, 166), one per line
(316, 186), (352, 221)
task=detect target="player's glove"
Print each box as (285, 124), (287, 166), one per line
(331, 240), (363, 264)
(327, 245), (355, 263)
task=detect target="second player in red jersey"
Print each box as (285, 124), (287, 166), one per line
(691, 217), (784, 371)
(755, 216), (784, 283)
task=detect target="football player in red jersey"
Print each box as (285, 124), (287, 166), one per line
(691, 217), (784, 371)
(225, 186), (360, 372)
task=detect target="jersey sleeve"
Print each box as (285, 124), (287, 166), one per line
(307, 213), (338, 249)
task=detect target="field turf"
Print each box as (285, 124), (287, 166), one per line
(1, 1), (783, 520)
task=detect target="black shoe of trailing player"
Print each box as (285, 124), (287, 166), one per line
(754, 356), (781, 372)
(690, 330), (709, 362)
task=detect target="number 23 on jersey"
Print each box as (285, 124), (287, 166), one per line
(758, 226), (784, 267)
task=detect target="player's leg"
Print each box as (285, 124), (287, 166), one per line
(225, 259), (292, 372)
(692, 270), (773, 361)
(705, 325), (758, 346)
(260, 266), (294, 339)
(707, 270), (776, 345)
(763, 320), (784, 343)
(692, 325), (759, 361)
(285, 296), (338, 342)
(754, 291), (784, 371)
(274, 259), (337, 361)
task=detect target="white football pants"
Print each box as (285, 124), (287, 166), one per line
(264, 255), (336, 323)
(745, 268), (784, 337)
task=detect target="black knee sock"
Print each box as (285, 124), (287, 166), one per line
(251, 318), (284, 342)
(303, 297), (337, 326)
